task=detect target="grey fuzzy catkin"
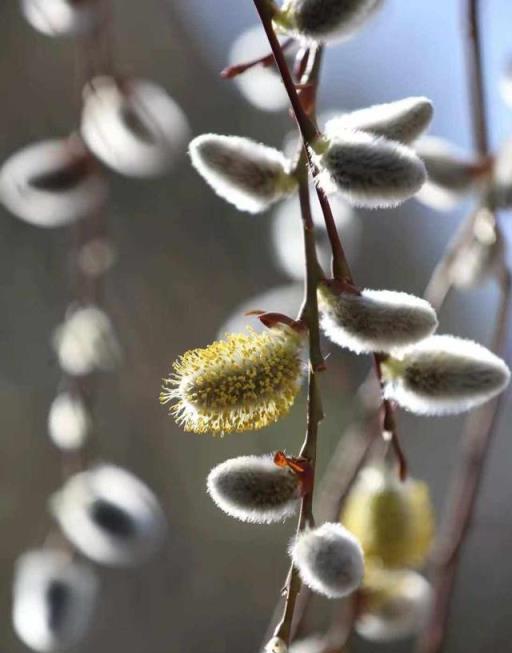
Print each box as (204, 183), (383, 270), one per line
(414, 137), (479, 209)
(316, 130), (426, 208)
(326, 97), (433, 145)
(12, 550), (98, 652)
(319, 287), (438, 354)
(207, 455), (301, 524)
(51, 465), (167, 567)
(189, 134), (295, 213)
(282, 0), (382, 43)
(383, 335), (511, 415)
(289, 522), (364, 598)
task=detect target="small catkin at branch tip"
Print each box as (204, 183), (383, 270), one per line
(289, 522), (365, 598)
(207, 454), (302, 524)
(275, 0), (383, 44)
(381, 334), (511, 415)
(325, 97), (434, 145)
(318, 285), (438, 354)
(313, 130), (427, 208)
(188, 134), (297, 214)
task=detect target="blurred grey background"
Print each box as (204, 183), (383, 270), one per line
(1, 0), (512, 651)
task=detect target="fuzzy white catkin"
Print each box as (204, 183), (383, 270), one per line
(315, 130), (426, 208)
(265, 637), (288, 653)
(53, 305), (121, 376)
(382, 335), (511, 415)
(289, 522), (364, 598)
(279, 0), (382, 44)
(356, 570), (432, 642)
(0, 140), (107, 227)
(12, 550), (98, 652)
(288, 635), (326, 653)
(207, 455), (301, 524)
(325, 97), (433, 145)
(319, 287), (438, 354)
(414, 137), (478, 210)
(81, 76), (190, 178)
(229, 26), (291, 112)
(50, 465), (167, 566)
(21, 0), (100, 37)
(189, 134), (296, 213)
(48, 392), (91, 450)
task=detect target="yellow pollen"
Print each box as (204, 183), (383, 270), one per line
(160, 327), (305, 435)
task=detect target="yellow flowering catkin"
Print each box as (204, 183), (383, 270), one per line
(160, 326), (305, 435)
(341, 467), (434, 569)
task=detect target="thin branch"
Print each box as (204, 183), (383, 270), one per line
(220, 38), (293, 79)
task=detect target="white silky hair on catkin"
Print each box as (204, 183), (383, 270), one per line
(383, 335), (511, 415)
(325, 97), (433, 145)
(189, 134), (295, 214)
(50, 465), (167, 567)
(289, 522), (364, 599)
(319, 288), (438, 354)
(316, 130), (426, 208)
(282, 0), (382, 43)
(12, 550), (98, 652)
(207, 454), (301, 524)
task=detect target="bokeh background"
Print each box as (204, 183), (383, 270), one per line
(1, 0), (512, 651)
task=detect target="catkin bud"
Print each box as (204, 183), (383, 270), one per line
(0, 139), (107, 227)
(189, 134), (296, 213)
(48, 392), (91, 451)
(325, 97), (433, 145)
(161, 326), (306, 435)
(50, 465), (166, 567)
(356, 569), (431, 642)
(81, 76), (190, 178)
(12, 550), (98, 652)
(415, 137), (482, 210)
(265, 637), (288, 653)
(53, 305), (121, 376)
(341, 466), (434, 569)
(21, 0), (100, 37)
(289, 522), (364, 599)
(276, 0), (382, 44)
(318, 285), (438, 354)
(207, 454), (302, 523)
(382, 335), (511, 415)
(314, 131), (426, 208)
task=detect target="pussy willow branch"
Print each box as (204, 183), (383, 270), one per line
(251, 0), (405, 487)
(270, 47), (325, 644)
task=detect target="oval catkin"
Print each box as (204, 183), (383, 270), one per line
(277, 0), (382, 44)
(207, 454), (301, 523)
(289, 522), (364, 598)
(189, 134), (296, 213)
(315, 130), (426, 208)
(318, 285), (438, 354)
(325, 97), (433, 145)
(382, 335), (510, 415)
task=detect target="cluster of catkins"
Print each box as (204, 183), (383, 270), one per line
(0, 2), (190, 651)
(159, 0), (511, 651)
